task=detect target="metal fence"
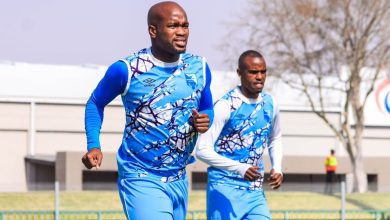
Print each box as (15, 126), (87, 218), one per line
(1, 210), (390, 220)
(271, 210), (390, 220)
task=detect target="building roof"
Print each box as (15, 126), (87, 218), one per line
(0, 61), (107, 103)
(1, 61), (389, 126)
(0, 61), (323, 109)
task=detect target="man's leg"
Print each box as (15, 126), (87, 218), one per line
(207, 183), (270, 220)
(166, 175), (189, 220)
(207, 183), (238, 220)
(118, 176), (173, 220)
(325, 172), (331, 194)
(243, 190), (271, 220)
(329, 171), (335, 194)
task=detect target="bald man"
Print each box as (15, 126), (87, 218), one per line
(82, 1), (214, 219)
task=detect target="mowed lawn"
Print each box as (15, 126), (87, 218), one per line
(1, 191), (390, 211)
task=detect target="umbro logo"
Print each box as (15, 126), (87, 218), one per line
(236, 114), (246, 119)
(142, 78), (156, 87)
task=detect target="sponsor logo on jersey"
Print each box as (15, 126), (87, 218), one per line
(142, 78), (156, 87)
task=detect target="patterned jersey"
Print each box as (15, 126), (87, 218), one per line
(208, 87), (275, 190)
(117, 48), (207, 182)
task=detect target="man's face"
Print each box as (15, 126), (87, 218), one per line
(237, 56), (267, 99)
(152, 7), (189, 57)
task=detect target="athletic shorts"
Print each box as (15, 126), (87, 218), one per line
(118, 172), (188, 220)
(207, 182), (271, 220)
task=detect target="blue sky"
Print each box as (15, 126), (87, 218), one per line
(0, 0), (246, 71)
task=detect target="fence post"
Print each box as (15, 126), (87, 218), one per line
(341, 181), (346, 220)
(375, 211), (380, 220)
(284, 210), (289, 220)
(97, 211), (103, 220)
(55, 181), (60, 220)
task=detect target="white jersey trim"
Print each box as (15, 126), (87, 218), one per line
(268, 96), (283, 174)
(147, 47), (182, 67)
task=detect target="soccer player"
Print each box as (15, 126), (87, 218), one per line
(81, 1), (214, 219)
(196, 50), (283, 220)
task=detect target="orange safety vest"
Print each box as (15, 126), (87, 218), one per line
(325, 155), (337, 172)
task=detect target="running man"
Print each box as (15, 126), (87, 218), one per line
(82, 2), (213, 219)
(196, 50), (283, 220)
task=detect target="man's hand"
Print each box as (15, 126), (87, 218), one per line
(268, 168), (283, 189)
(244, 166), (261, 181)
(192, 109), (210, 133)
(82, 148), (103, 169)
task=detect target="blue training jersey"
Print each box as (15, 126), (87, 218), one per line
(85, 48), (213, 182)
(208, 87), (275, 190)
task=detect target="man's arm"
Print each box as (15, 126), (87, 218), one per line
(267, 99), (283, 188)
(194, 63), (214, 133)
(82, 60), (128, 169)
(195, 100), (253, 178)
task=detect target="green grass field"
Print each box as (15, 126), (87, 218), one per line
(1, 191), (390, 211)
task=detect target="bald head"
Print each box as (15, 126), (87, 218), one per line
(238, 50), (264, 70)
(148, 1), (187, 26)
(147, 1), (189, 62)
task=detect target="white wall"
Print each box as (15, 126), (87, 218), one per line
(0, 62), (389, 191)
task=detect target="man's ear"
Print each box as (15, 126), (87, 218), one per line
(148, 25), (157, 38)
(236, 69), (242, 78)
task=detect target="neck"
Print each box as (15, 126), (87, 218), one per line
(151, 47), (180, 63)
(239, 86), (260, 99)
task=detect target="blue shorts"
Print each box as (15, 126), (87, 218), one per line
(118, 172), (188, 220)
(207, 183), (271, 220)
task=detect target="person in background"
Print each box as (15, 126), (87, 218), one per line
(324, 149), (338, 194)
(196, 50), (283, 220)
(81, 1), (214, 219)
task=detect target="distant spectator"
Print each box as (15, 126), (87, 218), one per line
(324, 149), (337, 194)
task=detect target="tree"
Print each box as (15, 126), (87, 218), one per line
(221, 0), (390, 192)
